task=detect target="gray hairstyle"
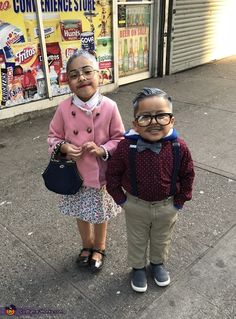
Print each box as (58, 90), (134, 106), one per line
(66, 49), (99, 73)
(132, 87), (173, 115)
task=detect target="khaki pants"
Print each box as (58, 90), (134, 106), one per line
(124, 193), (178, 269)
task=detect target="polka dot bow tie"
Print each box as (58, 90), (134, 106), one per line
(136, 139), (162, 154)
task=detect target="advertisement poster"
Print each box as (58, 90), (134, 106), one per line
(118, 4), (150, 78)
(0, 0), (113, 107)
(118, 5), (126, 28)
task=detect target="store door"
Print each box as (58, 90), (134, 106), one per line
(116, 1), (154, 85)
(166, 0), (236, 74)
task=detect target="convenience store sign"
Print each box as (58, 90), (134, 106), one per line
(1, 0), (96, 13)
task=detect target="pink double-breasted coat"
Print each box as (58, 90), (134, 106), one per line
(48, 96), (124, 189)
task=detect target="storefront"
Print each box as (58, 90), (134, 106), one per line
(165, 0), (236, 74)
(116, 1), (154, 85)
(0, 0), (157, 120)
(1, 0), (236, 121)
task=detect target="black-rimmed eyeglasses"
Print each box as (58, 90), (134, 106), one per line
(135, 113), (173, 127)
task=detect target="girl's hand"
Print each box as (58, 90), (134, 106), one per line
(60, 143), (83, 161)
(82, 142), (105, 158)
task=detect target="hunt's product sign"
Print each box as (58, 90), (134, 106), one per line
(0, 0), (113, 107)
(60, 20), (82, 41)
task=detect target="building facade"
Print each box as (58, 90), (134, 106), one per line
(0, 0), (235, 121)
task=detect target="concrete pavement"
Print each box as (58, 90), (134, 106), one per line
(140, 226), (236, 319)
(0, 56), (235, 318)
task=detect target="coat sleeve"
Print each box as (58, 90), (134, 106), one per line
(173, 143), (195, 208)
(47, 105), (65, 154)
(106, 142), (127, 205)
(101, 102), (125, 155)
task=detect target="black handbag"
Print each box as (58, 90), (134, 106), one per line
(42, 146), (83, 195)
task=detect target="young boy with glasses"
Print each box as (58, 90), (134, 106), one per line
(106, 87), (195, 292)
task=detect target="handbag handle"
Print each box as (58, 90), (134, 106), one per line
(51, 141), (67, 160)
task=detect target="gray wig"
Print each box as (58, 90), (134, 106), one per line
(66, 49), (99, 73)
(132, 87), (173, 115)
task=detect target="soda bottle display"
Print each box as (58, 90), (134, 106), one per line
(123, 39), (129, 73)
(135, 10), (139, 27)
(118, 40), (123, 73)
(128, 38), (134, 71)
(138, 8), (143, 26)
(59, 66), (68, 94)
(129, 11), (134, 27)
(134, 39), (138, 70)
(49, 65), (58, 96)
(138, 37), (144, 69)
(144, 6), (150, 26)
(36, 67), (46, 97)
(126, 10), (131, 28)
(49, 65), (58, 84)
(143, 37), (149, 68)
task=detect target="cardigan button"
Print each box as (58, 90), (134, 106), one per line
(87, 127), (92, 133)
(73, 130), (78, 135)
(96, 113), (100, 117)
(71, 111), (76, 117)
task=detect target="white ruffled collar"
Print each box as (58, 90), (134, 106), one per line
(73, 90), (100, 110)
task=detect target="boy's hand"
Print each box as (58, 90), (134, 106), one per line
(60, 143), (83, 161)
(82, 142), (105, 158)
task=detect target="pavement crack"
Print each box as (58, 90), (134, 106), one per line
(173, 99), (236, 113)
(0, 223), (112, 319)
(189, 224), (235, 263)
(194, 161), (236, 180)
(193, 289), (233, 319)
(161, 224), (236, 289)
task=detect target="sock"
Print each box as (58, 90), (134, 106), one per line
(150, 262), (163, 266)
(133, 267), (145, 271)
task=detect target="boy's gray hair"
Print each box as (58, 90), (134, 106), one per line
(132, 87), (173, 115)
(66, 49), (99, 73)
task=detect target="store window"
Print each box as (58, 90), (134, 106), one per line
(117, 2), (151, 79)
(0, 9), (39, 107)
(0, 0), (113, 108)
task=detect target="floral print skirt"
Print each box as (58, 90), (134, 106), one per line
(58, 186), (122, 224)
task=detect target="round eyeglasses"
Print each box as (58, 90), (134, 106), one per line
(68, 65), (98, 80)
(135, 113), (173, 127)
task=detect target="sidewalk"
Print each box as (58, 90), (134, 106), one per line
(0, 56), (235, 318)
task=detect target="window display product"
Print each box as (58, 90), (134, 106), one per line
(49, 65), (59, 96)
(36, 67), (46, 97)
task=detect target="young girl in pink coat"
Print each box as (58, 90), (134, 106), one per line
(47, 50), (125, 271)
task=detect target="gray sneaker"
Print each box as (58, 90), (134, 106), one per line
(131, 268), (147, 292)
(151, 263), (170, 287)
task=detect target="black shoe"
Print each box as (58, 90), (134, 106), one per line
(131, 268), (147, 292)
(76, 248), (93, 267)
(151, 263), (170, 287)
(90, 249), (106, 272)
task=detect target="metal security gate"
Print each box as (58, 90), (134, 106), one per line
(166, 0), (236, 74)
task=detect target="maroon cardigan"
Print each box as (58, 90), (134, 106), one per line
(106, 137), (194, 208)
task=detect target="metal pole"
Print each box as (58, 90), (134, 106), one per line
(34, 0), (52, 98)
